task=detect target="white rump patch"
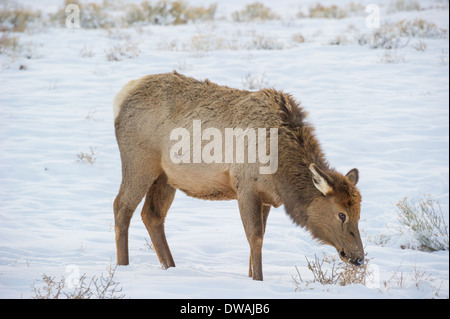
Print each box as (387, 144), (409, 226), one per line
(113, 77), (144, 121)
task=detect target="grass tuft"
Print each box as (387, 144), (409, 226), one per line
(77, 147), (96, 165)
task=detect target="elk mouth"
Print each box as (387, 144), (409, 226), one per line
(339, 250), (349, 263)
(339, 250), (364, 266)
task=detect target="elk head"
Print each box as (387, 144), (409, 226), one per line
(306, 164), (364, 266)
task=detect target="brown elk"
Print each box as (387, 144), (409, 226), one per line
(113, 71), (364, 281)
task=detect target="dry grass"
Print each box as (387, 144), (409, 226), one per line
(411, 40), (427, 51)
(293, 254), (446, 296)
(0, 32), (35, 63)
(0, 32), (20, 55)
(49, 0), (115, 29)
(381, 262), (444, 297)
(158, 31), (284, 52)
(232, 2), (280, 22)
(308, 4), (348, 19)
(77, 147), (96, 165)
(395, 18), (448, 38)
(32, 264), (124, 299)
(298, 2), (364, 19)
(377, 50), (406, 63)
(293, 254), (373, 291)
(329, 35), (350, 46)
(105, 41), (141, 61)
(250, 33), (283, 50)
(188, 34), (224, 52)
(125, 0), (217, 26)
(292, 33), (305, 44)
(241, 72), (269, 90)
(388, 0), (421, 13)
(356, 18), (447, 51)
(0, 2), (42, 32)
(80, 44), (95, 58)
(358, 30), (410, 50)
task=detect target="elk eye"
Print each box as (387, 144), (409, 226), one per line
(338, 213), (346, 222)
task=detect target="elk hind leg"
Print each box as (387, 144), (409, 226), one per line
(114, 171), (155, 266)
(248, 205), (270, 278)
(141, 173), (176, 269)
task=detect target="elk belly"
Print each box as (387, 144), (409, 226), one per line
(162, 161), (237, 201)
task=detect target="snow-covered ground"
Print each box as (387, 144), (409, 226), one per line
(0, 0), (448, 299)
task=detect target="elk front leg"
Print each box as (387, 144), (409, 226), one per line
(238, 190), (265, 281)
(248, 205), (270, 278)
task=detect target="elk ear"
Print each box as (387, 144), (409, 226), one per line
(345, 168), (359, 186)
(309, 164), (333, 196)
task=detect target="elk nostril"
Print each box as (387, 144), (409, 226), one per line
(354, 258), (363, 266)
(340, 251), (346, 258)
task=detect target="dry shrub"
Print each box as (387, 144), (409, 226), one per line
(80, 44), (95, 58)
(232, 2), (280, 22)
(251, 33), (283, 50)
(77, 147), (96, 164)
(299, 2), (364, 19)
(388, 0), (421, 13)
(0, 2), (42, 32)
(0, 32), (34, 59)
(382, 263), (443, 297)
(241, 72), (269, 90)
(183, 2), (217, 23)
(188, 34), (224, 52)
(32, 264), (124, 299)
(0, 32), (20, 55)
(161, 32), (284, 52)
(292, 33), (305, 43)
(308, 4), (348, 19)
(377, 50), (406, 63)
(411, 40), (427, 51)
(293, 254), (373, 291)
(395, 19), (447, 38)
(359, 19), (447, 49)
(105, 41), (140, 61)
(329, 35), (350, 45)
(358, 30), (409, 49)
(125, 0), (217, 26)
(396, 195), (449, 252)
(49, 0), (116, 29)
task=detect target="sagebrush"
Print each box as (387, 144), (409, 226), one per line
(31, 264), (125, 299)
(397, 195), (449, 252)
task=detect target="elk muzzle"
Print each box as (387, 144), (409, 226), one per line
(338, 247), (364, 266)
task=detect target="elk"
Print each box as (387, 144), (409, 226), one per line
(113, 71), (364, 281)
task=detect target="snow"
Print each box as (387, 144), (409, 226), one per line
(0, 0), (448, 299)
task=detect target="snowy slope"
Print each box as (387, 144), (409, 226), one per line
(0, 0), (448, 299)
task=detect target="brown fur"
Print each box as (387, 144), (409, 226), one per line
(113, 71), (364, 280)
